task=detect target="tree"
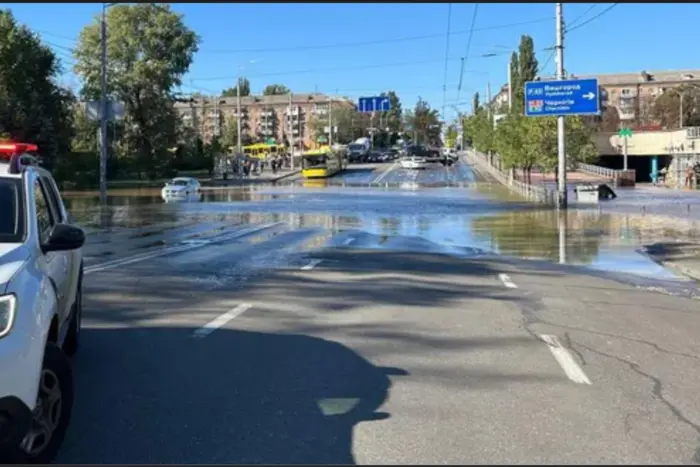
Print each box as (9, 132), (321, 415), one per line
(509, 52), (521, 114)
(0, 9), (75, 171)
(220, 114), (238, 151)
(512, 35), (538, 116)
(222, 78), (250, 97)
(600, 106), (621, 132)
(380, 90), (403, 132)
(651, 86), (700, 129)
(73, 3), (199, 179)
(403, 98), (442, 146)
(472, 92), (480, 114)
(262, 84), (290, 96)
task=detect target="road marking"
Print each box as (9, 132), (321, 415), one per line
(371, 162), (399, 184)
(181, 239), (212, 246)
(192, 303), (253, 338)
(343, 238), (355, 245)
(498, 273), (518, 288)
(301, 259), (322, 270)
(85, 223), (280, 275)
(539, 334), (592, 385)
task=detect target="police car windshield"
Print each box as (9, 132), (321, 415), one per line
(0, 178), (23, 243)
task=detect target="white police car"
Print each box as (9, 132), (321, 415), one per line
(0, 142), (85, 463)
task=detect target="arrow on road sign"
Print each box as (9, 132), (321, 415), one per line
(582, 92), (595, 100)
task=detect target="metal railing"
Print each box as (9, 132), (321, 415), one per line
(464, 150), (556, 205)
(577, 163), (636, 187)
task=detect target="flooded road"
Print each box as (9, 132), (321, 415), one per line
(58, 158), (700, 464)
(63, 160), (699, 288)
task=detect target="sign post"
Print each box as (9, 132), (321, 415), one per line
(524, 77), (601, 208)
(618, 127), (632, 170)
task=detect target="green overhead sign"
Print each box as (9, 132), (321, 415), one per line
(618, 128), (632, 138)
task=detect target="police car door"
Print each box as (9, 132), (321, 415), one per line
(33, 177), (71, 324)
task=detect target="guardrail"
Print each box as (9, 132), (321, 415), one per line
(577, 163), (636, 187)
(464, 150), (556, 205)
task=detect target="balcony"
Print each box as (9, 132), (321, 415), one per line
(261, 110), (275, 117)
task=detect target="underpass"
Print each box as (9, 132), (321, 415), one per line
(56, 157), (700, 464)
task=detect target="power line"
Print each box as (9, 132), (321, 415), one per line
(457, 3), (480, 98)
(566, 4), (598, 29)
(190, 56), (489, 82)
(566, 3), (618, 33)
(199, 16), (553, 55)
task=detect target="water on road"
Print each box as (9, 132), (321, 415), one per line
(64, 160), (699, 288)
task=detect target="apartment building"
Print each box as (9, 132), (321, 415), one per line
(174, 93), (355, 148)
(489, 69), (700, 124)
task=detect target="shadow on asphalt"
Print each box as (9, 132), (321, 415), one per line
(83, 250), (553, 324)
(58, 326), (407, 463)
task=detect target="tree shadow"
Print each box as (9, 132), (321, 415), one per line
(57, 326), (408, 464)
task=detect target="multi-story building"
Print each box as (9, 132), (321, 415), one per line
(174, 93), (355, 148)
(489, 69), (700, 125)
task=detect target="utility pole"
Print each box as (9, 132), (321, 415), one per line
(288, 92), (293, 167)
(328, 95), (333, 147)
(236, 76), (242, 153)
(507, 62), (513, 111)
(99, 3), (108, 204)
(486, 82), (492, 120)
(555, 2), (567, 209)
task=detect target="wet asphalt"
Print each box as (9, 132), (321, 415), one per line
(55, 158), (700, 464)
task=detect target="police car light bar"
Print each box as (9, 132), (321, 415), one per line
(0, 141), (40, 174)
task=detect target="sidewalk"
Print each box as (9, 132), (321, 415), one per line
(204, 169), (301, 187)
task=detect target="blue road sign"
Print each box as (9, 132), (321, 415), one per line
(358, 96), (391, 113)
(524, 78), (600, 117)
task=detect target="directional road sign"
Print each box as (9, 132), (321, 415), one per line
(358, 96), (391, 113)
(618, 127), (632, 138)
(524, 78), (600, 117)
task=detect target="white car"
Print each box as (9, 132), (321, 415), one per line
(0, 143), (85, 463)
(161, 177), (202, 202)
(400, 156), (429, 170)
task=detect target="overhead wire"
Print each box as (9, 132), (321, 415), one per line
(32, 16), (555, 57)
(190, 56), (489, 82)
(201, 16), (553, 55)
(441, 3), (453, 120)
(457, 3), (479, 101)
(566, 3), (618, 33)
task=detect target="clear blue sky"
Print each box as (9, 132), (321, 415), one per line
(3, 2), (699, 122)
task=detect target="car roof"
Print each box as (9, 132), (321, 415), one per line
(172, 177), (196, 182)
(0, 161), (50, 180)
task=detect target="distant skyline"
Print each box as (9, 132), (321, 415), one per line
(3, 2), (699, 121)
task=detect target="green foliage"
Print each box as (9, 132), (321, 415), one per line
(379, 90), (403, 132)
(511, 35), (538, 116)
(222, 78), (250, 97)
(72, 3), (200, 179)
(472, 92), (480, 113)
(262, 84), (289, 96)
(0, 9), (75, 170)
(403, 98), (442, 145)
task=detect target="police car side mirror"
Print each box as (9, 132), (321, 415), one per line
(42, 224), (86, 253)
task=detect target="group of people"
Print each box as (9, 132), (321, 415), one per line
(653, 162), (700, 188)
(222, 153), (292, 178)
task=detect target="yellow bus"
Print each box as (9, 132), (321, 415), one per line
(242, 143), (286, 160)
(301, 147), (347, 179)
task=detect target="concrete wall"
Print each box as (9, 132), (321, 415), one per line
(593, 129), (700, 156)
